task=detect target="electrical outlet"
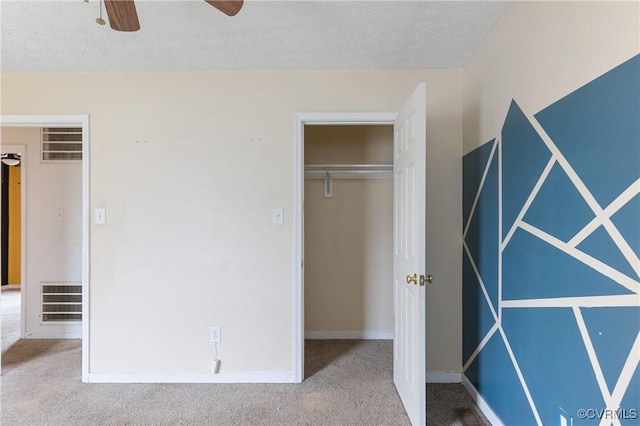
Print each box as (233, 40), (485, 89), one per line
(210, 326), (221, 343)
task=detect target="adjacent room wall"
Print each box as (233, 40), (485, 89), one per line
(304, 125), (393, 337)
(1, 128), (82, 337)
(1, 69), (462, 378)
(8, 164), (21, 284)
(462, 2), (639, 424)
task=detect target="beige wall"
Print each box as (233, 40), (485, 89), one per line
(1, 69), (462, 376)
(304, 125), (393, 336)
(463, 0), (640, 153)
(305, 125), (393, 164)
(1, 127), (82, 337)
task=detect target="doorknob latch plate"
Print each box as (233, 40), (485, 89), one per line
(407, 273), (433, 286)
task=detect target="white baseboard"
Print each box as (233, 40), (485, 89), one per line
(87, 371), (296, 384)
(1, 284), (21, 290)
(426, 371), (462, 383)
(25, 331), (82, 339)
(305, 331), (393, 339)
(462, 374), (503, 426)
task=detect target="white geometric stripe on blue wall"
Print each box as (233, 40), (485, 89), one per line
(501, 100), (552, 241)
(462, 250), (497, 364)
(620, 368), (640, 426)
(465, 331), (538, 425)
(610, 193), (640, 260)
(463, 139), (496, 227)
(582, 307), (640, 393)
(463, 54), (640, 425)
(523, 163), (595, 243)
(534, 56), (640, 208)
(464, 150), (499, 313)
(503, 229), (634, 299)
(502, 308), (606, 426)
(578, 227), (638, 280)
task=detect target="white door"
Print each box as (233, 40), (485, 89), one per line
(393, 83), (427, 426)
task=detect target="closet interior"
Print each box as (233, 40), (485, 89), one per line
(304, 124), (394, 339)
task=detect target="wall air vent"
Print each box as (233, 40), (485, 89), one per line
(41, 282), (82, 322)
(41, 127), (83, 162)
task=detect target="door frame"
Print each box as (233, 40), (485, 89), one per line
(1, 144), (27, 336)
(0, 115), (90, 382)
(293, 112), (397, 383)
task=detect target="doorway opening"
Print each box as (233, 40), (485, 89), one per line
(1, 144), (26, 345)
(0, 115), (89, 382)
(303, 124), (394, 377)
(1, 149), (23, 289)
(293, 112), (397, 383)
(294, 87), (428, 424)
(1, 146), (25, 354)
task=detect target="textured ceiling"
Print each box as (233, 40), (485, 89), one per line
(0, 0), (511, 72)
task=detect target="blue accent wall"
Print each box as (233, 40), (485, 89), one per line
(462, 55), (640, 425)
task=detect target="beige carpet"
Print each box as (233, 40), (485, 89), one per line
(1, 288), (488, 425)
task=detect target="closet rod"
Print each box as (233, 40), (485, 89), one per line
(304, 164), (393, 180)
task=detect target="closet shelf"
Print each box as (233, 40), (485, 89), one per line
(304, 164), (393, 180)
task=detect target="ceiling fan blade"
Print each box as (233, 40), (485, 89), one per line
(104, 0), (141, 32)
(205, 0), (244, 17)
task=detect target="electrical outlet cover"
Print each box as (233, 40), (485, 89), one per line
(210, 326), (221, 343)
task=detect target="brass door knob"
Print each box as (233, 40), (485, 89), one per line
(406, 273), (418, 284)
(425, 274), (433, 284)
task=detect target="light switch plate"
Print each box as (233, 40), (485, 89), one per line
(272, 208), (284, 224)
(95, 208), (106, 225)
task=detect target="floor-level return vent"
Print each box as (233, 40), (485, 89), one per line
(41, 282), (82, 322)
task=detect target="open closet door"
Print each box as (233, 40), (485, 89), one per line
(393, 83), (427, 426)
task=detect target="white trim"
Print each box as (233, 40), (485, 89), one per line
(0, 115), (90, 382)
(1, 284), (21, 290)
(0, 144), (27, 338)
(295, 112), (398, 126)
(0, 116), (89, 127)
(426, 371), (461, 383)
(294, 112), (397, 384)
(24, 331), (82, 339)
(305, 331), (393, 340)
(462, 374), (505, 426)
(87, 371), (296, 384)
(294, 114), (304, 383)
(81, 116), (90, 383)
